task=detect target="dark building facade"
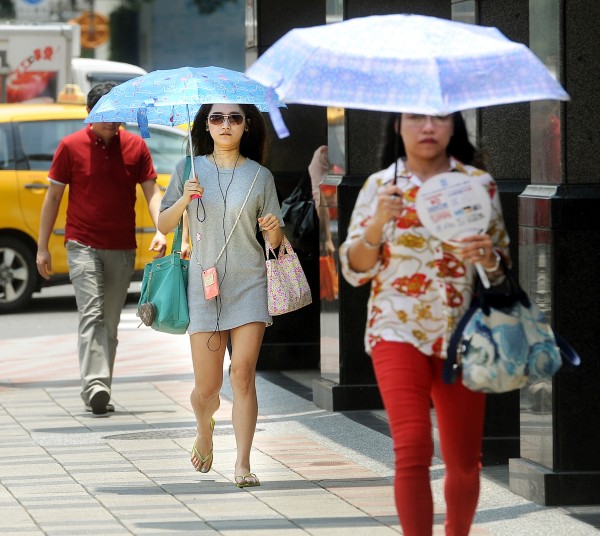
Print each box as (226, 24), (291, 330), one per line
(247, 0), (600, 506)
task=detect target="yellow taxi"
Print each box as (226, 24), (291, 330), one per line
(0, 102), (188, 313)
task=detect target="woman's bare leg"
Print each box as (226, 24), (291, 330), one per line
(189, 331), (228, 472)
(229, 322), (265, 481)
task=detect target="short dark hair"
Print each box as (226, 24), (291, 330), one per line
(86, 81), (118, 110)
(379, 111), (486, 170)
(190, 103), (268, 164)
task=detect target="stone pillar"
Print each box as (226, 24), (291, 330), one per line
(248, 0), (326, 370)
(508, 0), (600, 505)
(476, 0), (531, 465)
(312, 0), (451, 411)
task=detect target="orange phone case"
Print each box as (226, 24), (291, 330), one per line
(202, 267), (219, 300)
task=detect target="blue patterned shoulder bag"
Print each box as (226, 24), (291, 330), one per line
(443, 259), (580, 393)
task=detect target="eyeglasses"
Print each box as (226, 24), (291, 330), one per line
(207, 113), (245, 126)
(403, 114), (452, 127)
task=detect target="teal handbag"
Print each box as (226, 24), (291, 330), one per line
(137, 158), (190, 334)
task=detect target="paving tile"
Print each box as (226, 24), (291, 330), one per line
(211, 518), (307, 535)
(40, 522), (130, 536)
(292, 515), (399, 535)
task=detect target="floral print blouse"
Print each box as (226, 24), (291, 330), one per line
(339, 157), (510, 359)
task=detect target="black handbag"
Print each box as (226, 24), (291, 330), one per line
(281, 174), (318, 253)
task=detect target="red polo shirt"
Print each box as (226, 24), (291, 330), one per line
(49, 126), (156, 250)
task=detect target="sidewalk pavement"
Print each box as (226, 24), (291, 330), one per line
(1, 302), (599, 535)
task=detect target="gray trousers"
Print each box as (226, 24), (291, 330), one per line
(66, 241), (135, 404)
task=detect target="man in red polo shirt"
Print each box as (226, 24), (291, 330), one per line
(36, 82), (167, 416)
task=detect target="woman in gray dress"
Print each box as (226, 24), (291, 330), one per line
(158, 103), (284, 488)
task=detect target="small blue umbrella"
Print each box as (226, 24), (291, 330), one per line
(85, 65), (285, 181)
(245, 14), (569, 138)
(86, 65), (283, 130)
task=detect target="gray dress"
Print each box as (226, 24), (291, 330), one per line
(160, 155), (283, 334)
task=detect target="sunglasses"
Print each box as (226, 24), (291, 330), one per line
(207, 113), (245, 126)
(403, 113), (452, 127)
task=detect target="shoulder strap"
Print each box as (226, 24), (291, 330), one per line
(443, 301), (479, 385)
(181, 154), (192, 187)
(171, 156), (192, 254)
(555, 333), (582, 367)
(213, 164), (262, 264)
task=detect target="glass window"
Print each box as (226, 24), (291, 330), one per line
(86, 72), (142, 87)
(321, 0), (344, 383)
(17, 120), (82, 171)
(530, 0), (562, 183)
(452, 0), (476, 24)
(452, 1), (477, 146)
(245, 0), (257, 48)
(0, 124), (15, 170)
(326, 0), (343, 24)
(326, 0), (345, 175)
(327, 107), (345, 175)
(123, 124), (187, 175)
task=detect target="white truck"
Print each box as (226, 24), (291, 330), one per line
(0, 23), (146, 103)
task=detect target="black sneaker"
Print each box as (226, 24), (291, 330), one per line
(89, 390), (111, 415)
(85, 402), (115, 413)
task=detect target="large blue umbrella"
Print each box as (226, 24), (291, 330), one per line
(245, 14), (569, 138)
(85, 65), (284, 180)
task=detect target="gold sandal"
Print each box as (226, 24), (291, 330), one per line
(234, 472), (260, 488)
(191, 417), (215, 473)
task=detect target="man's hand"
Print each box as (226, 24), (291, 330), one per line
(36, 248), (52, 280)
(180, 241), (191, 260)
(149, 231), (167, 258)
(324, 238), (335, 256)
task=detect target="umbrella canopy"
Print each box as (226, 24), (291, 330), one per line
(245, 14), (569, 137)
(85, 65), (284, 135)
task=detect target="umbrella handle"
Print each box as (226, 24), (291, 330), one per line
(185, 104), (200, 198)
(475, 262), (491, 289)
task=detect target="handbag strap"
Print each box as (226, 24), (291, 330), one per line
(555, 332), (582, 367)
(212, 164), (262, 265)
(171, 156), (193, 254)
(473, 256), (530, 314)
(443, 301), (478, 385)
(265, 235), (293, 259)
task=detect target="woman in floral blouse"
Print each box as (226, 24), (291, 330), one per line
(340, 112), (510, 536)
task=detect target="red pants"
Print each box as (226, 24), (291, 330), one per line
(372, 342), (486, 536)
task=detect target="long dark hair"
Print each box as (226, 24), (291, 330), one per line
(379, 112), (486, 171)
(189, 103), (268, 164)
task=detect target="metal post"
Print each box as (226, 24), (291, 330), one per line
(0, 50), (9, 103)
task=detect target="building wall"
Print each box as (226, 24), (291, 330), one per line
(138, 0), (245, 72)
